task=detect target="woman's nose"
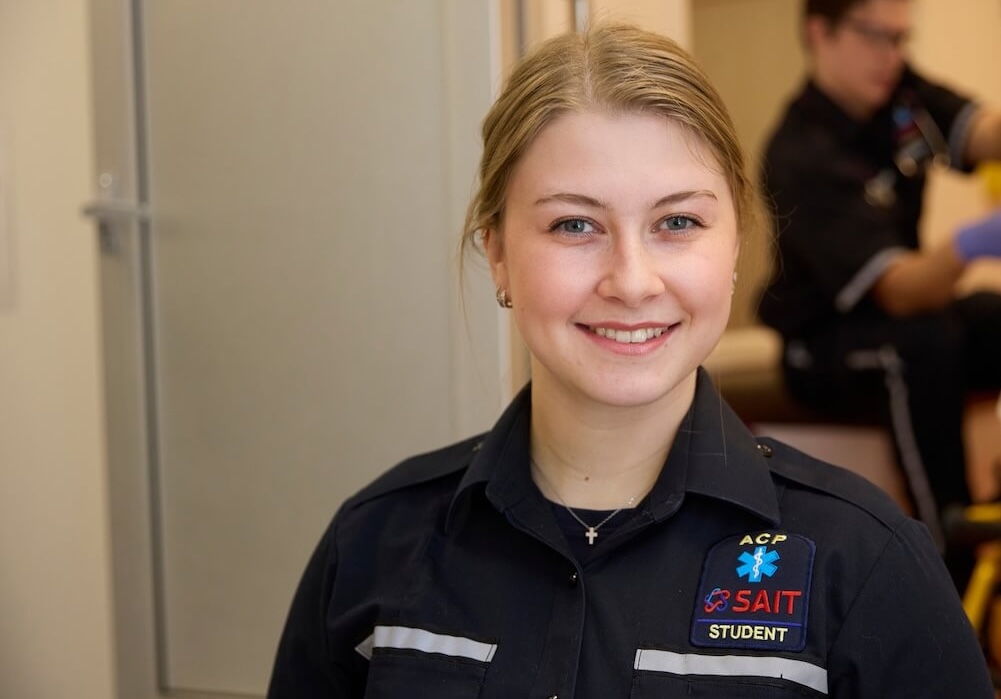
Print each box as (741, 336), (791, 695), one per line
(596, 237), (665, 306)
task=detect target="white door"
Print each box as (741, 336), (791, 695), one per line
(88, 2), (505, 696)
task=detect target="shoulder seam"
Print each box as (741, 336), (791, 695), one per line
(342, 433), (486, 510)
(759, 437), (907, 532)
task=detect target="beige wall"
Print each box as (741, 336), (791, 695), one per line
(591, 0), (691, 47)
(0, 1), (116, 697)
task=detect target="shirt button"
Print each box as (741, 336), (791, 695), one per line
(547, 695), (559, 699)
(569, 571), (579, 586)
(756, 443), (774, 457)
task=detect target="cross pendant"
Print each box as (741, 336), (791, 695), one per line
(585, 527), (598, 545)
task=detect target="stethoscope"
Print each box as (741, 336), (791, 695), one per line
(891, 90), (951, 176)
(864, 91), (950, 208)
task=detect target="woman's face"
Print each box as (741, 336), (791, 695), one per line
(486, 109), (739, 411)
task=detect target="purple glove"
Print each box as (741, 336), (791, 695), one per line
(955, 209), (1001, 261)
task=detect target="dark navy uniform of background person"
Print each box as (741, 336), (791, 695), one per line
(759, 64), (1001, 566)
(266, 371), (993, 698)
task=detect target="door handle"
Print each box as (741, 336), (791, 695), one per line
(81, 199), (150, 253)
(81, 199), (150, 224)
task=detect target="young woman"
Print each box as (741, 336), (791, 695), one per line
(268, 23), (993, 698)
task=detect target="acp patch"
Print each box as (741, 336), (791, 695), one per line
(691, 531), (815, 651)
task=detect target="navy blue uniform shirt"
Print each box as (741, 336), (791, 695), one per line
(268, 370), (992, 698)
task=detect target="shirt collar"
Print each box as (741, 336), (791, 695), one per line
(676, 369), (781, 525)
(797, 79), (868, 141)
(446, 368), (780, 532)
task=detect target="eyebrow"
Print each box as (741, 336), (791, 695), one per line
(534, 190), (719, 209)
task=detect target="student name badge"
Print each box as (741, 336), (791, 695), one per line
(691, 531), (815, 652)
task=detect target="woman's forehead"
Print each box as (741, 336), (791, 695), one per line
(507, 109), (730, 197)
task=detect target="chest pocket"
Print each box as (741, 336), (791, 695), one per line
(630, 649), (827, 698)
(358, 625), (495, 699)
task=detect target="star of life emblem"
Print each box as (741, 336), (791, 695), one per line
(737, 546), (780, 583)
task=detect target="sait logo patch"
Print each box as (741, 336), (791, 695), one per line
(691, 531), (815, 652)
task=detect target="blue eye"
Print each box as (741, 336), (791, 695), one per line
(552, 218), (595, 236)
(661, 215), (700, 232)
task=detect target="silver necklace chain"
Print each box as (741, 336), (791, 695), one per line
(531, 458), (639, 545)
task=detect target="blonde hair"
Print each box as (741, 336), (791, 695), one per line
(461, 22), (768, 265)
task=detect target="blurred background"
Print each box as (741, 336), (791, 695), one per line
(0, 1), (998, 697)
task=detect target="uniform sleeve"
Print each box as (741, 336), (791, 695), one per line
(267, 516), (363, 698)
(827, 518), (993, 698)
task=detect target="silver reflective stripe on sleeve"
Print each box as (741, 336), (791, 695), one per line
(355, 625), (498, 663)
(834, 247), (907, 313)
(634, 649), (828, 695)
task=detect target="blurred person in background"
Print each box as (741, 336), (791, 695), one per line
(759, 0), (1001, 588)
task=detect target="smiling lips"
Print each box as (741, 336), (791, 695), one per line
(588, 325), (671, 344)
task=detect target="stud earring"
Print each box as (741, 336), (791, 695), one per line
(496, 288), (513, 308)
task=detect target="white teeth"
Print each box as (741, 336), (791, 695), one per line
(592, 326), (667, 343)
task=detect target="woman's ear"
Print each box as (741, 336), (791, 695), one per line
(482, 228), (508, 291)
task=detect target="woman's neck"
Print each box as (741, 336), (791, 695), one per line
(528, 372), (695, 510)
